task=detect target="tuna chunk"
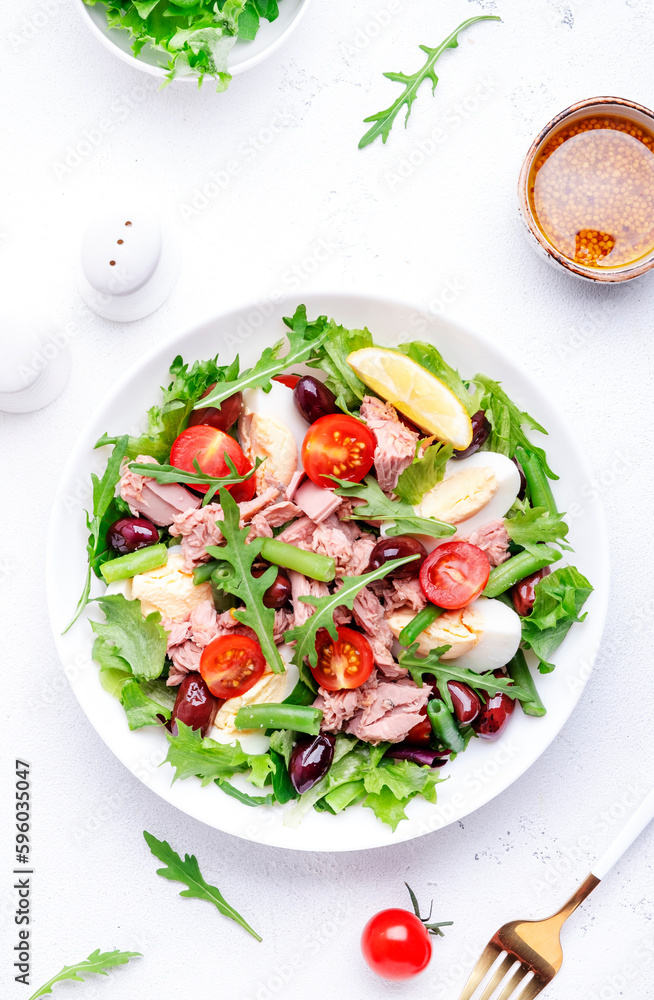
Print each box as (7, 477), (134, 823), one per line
(278, 513), (376, 577)
(359, 396), (419, 493)
(294, 480), (343, 524)
(459, 519), (511, 567)
(315, 676), (379, 731)
(171, 504), (223, 570)
(345, 679), (431, 743)
(289, 570), (329, 628)
(165, 600), (220, 684)
(371, 576), (427, 614)
(120, 455), (200, 527)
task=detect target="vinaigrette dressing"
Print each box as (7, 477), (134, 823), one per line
(528, 114), (654, 268)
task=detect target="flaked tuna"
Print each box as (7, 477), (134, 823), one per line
(359, 396), (419, 493)
(460, 519), (511, 567)
(120, 455), (200, 527)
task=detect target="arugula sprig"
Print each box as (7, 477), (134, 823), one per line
(474, 374), (556, 479)
(395, 442), (453, 505)
(196, 305), (330, 411)
(27, 949), (141, 1000)
(206, 488), (284, 672)
(144, 830), (261, 941)
(64, 435), (129, 633)
(359, 16), (501, 148)
(398, 643), (528, 712)
(333, 475), (456, 538)
(129, 454), (262, 506)
(285, 555), (418, 690)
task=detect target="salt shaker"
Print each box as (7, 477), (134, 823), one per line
(77, 206), (181, 322)
(0, 310), (71, 413)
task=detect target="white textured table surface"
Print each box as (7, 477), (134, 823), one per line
(2, 1), (654, 998)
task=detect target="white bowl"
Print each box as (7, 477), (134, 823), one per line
(46, 292), (609, 851)
(77, 0), (311, 83)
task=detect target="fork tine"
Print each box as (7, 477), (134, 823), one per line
(495, 964), (530, 1000)
(516, 977), (547, 1000)
(477, 954), (516, 1000)
(457, 942), (502, 1000)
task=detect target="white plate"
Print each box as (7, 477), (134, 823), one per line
(46, 293), (609, 851)
(77, 0), (311, 82)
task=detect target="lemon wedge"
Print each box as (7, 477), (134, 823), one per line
(347, 347), (473, 449)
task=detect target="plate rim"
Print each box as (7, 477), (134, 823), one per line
(46, 290), (610, 851)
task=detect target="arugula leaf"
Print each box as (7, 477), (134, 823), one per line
(144, 830), (261, 940)
(285, 555), (418, 688)
(398, 643), (527, 711)
(395, 442), (453, 505)
(216, 779), (275, 807)
(505, 505), (571, 553)
(334, 475), (456, 539)
(206, 488), (284, 672)
(520, 567), (593, 673)
(27, 949), (141, 1000)
(474, 374), (556, 479)
(96, 353), (239, 463)
(128, 454), (261, 506)
(90, 594), (167, 682)
(65, 435), (129, 632)
(120, 678), (170, 730)
(307, 322), (373, 412)
(196, 305), (330, 411)
(359, 16), (501, 148)
(164, 720), (251, 785)
(399, 341), (482, 417)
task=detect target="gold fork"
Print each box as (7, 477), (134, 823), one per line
(457, 787), (654, 1000)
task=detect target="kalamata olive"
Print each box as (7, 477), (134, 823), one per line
(289, 734), (335, 794)
(108, 516), (159, 554)
(447, 681), (482, 725)
(472, 675), (515, 741)
(293, 376), (339, 424)
(188, 385), (243, 432)
(170, 673), (220, 738)
(511, 566), (551, 617)
(251, 564), (292, 609)
(452, 410), (490, 460)
(385, 747), (449, 767)
(512, 457), (527, 500)
(367, 536), (428, 579)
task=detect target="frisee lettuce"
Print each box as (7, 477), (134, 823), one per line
(90, 593), (167, 682)
(164, 720), (267, 785)
(505, 504), (571, 554)
(395, 441), (453, 505)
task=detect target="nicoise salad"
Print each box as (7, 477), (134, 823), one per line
(70, 306), (592, 829)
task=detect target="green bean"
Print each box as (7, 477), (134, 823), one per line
(483, 546), (562, 598)
(260, 538), (335, 582)
(515, 446), (558, 516)
(506, 649), (546, 717)
(398, 605), (444, 646)
(427, 699), (465, 754)
(100, 544), (168, 584)
(210, 564), (238, 611)
(234, 703), (323, 735)
(192, 560), (220, 586)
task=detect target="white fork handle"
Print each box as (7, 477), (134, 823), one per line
(592, 786), (654, 880)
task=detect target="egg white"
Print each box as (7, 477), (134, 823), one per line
(453, 596), (522, 674)
(242, 383), (308, 469)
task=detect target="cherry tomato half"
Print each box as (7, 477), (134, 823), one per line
(170, 425), (255, 503)
(272, 373), (300, 389)
(419, 541), (490, 610)
(361, 909), (432, 981)
(312, 626), (374, 691)
(199, 634), (266, 699)
(301, 414), (376, 489)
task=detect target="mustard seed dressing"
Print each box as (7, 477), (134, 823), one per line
(528, 115), (654, 268)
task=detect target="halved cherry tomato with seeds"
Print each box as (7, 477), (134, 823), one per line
(311, 626), (374, 691)
(302, 414), (376, 489)
(272, 374), (301, 389)
(199, 634), (266, 699)
(419, 541), (490, 610)
(170, 425), (255, 503)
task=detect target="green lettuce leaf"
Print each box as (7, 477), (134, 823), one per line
(505, 504), (571, 553)
(90, 594), (167, 682)
(164, 720), (269, 786)
(520, 567), (593, 672)
(395, 441), (453, 505)
(120, 678), (171, 730)
(307, 322), (374, 412)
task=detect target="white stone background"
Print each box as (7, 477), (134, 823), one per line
(2, 0), (654, 997)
